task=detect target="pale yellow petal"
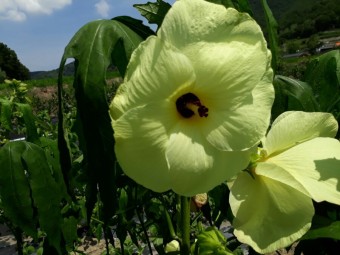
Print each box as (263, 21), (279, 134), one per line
(265, 137), (340, 205)
(263, 111), (338, 155)
(110, 36), (195, 120)
(113, 102), (176, 192)
(230, 171), (313, 254)
(166, 122), (252, 196)
(202, 68), (274, 151)
(159, 0), (268, 60)
(255, 162), (310, 197)
(159, 0), (272, 111)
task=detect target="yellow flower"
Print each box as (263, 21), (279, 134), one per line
(110, 0), (274, 196)
(229, 111), (340, 253)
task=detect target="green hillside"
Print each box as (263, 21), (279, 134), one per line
(250, 0), (319, 23)
(249, 0), (340, 39)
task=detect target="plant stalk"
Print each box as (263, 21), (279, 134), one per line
(180, 196), (191, 255)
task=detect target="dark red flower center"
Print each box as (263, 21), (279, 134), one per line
(176, 93), (209, 118)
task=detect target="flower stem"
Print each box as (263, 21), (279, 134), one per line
(180, 196), (191, 255)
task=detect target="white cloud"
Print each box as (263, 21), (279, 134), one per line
(95, 0), (110, 18)
(0, 0), (72, 21)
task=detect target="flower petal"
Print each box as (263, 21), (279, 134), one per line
(203, 69), (274, 151)
(112, 102), (176, 192)
(159, 0), (271, 108)
(263, 111), (338, 155)
(110, 36), (196, 120)
(159, 0), (268, 58)
(263, 137), (340, 204)
(166, 122), (252, 196)
(230, 171), (313, 254)
(255, 161), (310, 196)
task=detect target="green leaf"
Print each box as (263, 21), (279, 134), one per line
(40, 137), (70, 200)
(61, 216), (78, 252)
(302, 221), (340, 240)
(59, 18), (142, 225)
(197, 227), (233, 255)
(304, 50), (340, 113)
(231, 0), (253, 16)
(208, 184), (231, 228)
(112, 16), (155, 40)
(0, 98), (12, 130)
(0, 141), (37, 237)
(20, 141), (64, 254)
(16, 103), (39, 144)
(261, 0), (279, 72)
(134, 0), (171, 28)
(273, 75), (320, 113)
(62, 19), (143, 79)
(205, 0), (235, 8)
(56, 67), (73, 200)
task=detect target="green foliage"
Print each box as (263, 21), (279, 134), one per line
(0, 67), (6, 83)
(206, 0), (235, 8)
(134, 0), (172, 28)
(112, 16), (156, 39)
(0, 43), (30, 80)
(304, 50), (340, 114)
(0, 79), (39, 144)
(272, 75), (320, 119)
(302, 221), (340, 240)
(279, 0), (340, 39)
(285, 40), (301, 54)
(57, 18), (146, 249)
(272, 50), (340, 121)
(0, 141), (73, 254)
(261, 0), (279, 72)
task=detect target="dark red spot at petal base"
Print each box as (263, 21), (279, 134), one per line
(176, 93), (209, 118)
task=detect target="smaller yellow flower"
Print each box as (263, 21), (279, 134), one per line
(229, 111), (340, 253)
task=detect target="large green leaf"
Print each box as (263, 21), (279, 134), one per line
(232, 0), (253, 16)
(20, 141), (64, 253)
(0, 98), (12, 130)
(16, 103), (39, 144)
(134, 0), (171, 28)
(58, 19), (143, 225)
(0, 141), (37, 237)
(40, 137), (69, 199)
(273, 75), (320, 115)
(0, 141), (66, 254)
(261, 0), (279, 72)
(112, 16), (155, 40)
(206, 0), (235, 8)
(304, 50), (340, 113)
(61, 216), (78, 252)
(302, 221), (340, 240)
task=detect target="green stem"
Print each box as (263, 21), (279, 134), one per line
(180, 196), (191, 255)
(164, 210), (178, 239)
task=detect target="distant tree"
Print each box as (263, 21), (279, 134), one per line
(279, 0), (340, 40)
(306, 34), (321, 53)
(315, 14), (333, 31)
(286, 40), (301, 54)
(0, 43), (30, 80)
(0, 67), (6, 83)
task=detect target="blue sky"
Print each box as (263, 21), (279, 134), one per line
(0, 0), (175, 72)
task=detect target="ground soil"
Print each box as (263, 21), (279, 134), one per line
(0, 224), (107, 255)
